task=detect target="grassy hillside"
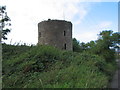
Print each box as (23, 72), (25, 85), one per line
(2, 44), (117, 88)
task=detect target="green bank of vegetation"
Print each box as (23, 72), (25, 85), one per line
(2, 30), (120, 88)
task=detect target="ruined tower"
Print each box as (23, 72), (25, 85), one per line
(38, 19), (72, 51)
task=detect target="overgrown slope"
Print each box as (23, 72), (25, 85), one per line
(2, 44), (117, 88)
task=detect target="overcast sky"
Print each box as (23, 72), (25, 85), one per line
(0, 0), (119, 45)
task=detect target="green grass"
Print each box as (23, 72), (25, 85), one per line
(2, 44), (117, 88)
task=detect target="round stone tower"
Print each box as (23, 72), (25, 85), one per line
(38, 19), (72, 51)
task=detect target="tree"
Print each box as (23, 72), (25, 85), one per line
(0, 6), (11, 42)
(72, 30), (120, 62)
(110, 32), (120, 49)
(93, 30), (120, 62)
(79, 42), (88, 51)
(98, 30), (120, 49)
(85, 41), (96, 49)
(72, 38), (81, 52)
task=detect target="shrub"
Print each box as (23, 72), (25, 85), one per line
(2, 44), (116, 88)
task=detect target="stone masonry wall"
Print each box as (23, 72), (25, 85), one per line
(38, 19), (72, 51)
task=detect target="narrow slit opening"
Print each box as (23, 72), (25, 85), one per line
(64, 31), (66, 36)
(64, 43), (66, 50)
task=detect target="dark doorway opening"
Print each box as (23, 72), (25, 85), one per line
(64, 43), (66, 50)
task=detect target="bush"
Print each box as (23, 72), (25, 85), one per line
(2, 44), (116, 88)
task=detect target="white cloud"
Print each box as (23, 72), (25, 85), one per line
(98, 21), (112, 29)
(73, 21), (114, 43)
(74, 32), (98, 43)
(1, 0), (116, 44)
(0, 0), (91, 44)
(72, 3), (90, 25)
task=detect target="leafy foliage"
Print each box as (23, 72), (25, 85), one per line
(2, 43), (117, 88)
(2, 30), (118, 88)
(0, 6), (11, 41)
(72, 38), (81, 52)
(73, 30), (119, 63)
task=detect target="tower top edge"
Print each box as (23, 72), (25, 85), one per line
(38, 19), (72, 24)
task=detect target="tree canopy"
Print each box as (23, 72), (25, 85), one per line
(0, 6), (11, 42)
(72, 30), (120, 62)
